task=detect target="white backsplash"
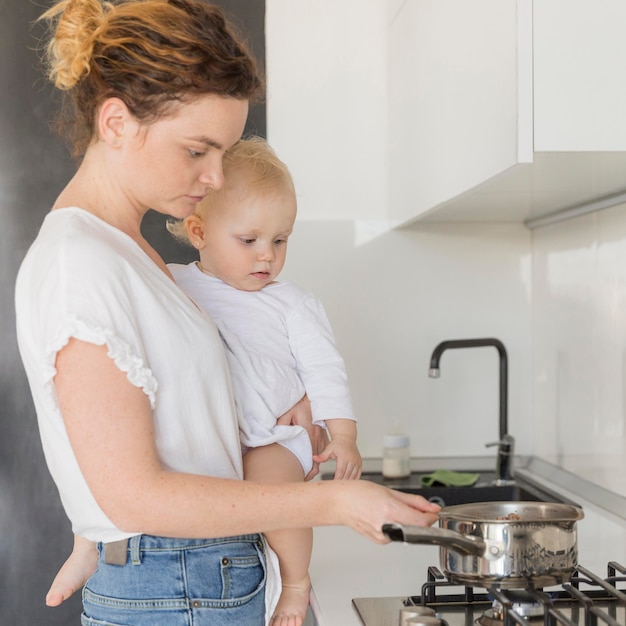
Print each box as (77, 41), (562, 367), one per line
(532, 202), (626, 497)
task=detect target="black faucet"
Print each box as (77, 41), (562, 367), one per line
(428, 338), (514, 484)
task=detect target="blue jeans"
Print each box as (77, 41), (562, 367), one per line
(81, 534), (267, 626)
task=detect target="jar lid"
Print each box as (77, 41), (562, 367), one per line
(384, 433), (410, 448)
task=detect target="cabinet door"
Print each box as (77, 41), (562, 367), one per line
(534, 0), (626, 151)
(389, 0), (530, 225)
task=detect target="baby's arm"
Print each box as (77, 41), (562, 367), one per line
(46, 534), (98, 607)
(313, 418), (362, 480)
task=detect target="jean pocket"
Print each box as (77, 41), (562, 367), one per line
(220, 550), (265, 601)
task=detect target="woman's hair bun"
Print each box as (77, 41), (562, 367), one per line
(40, 0), (107, 90)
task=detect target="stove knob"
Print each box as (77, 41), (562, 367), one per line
(399, 606), (438, 626)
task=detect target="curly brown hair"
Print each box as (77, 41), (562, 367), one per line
(39, 0), (263, 157)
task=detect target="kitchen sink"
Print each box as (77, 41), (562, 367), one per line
(322, 470), (577, 507)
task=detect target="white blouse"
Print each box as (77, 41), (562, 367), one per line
(15, 209), (243, 542)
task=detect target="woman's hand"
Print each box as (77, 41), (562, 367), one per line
(276, 394), (329, 480)
(332, 480), (441, 544)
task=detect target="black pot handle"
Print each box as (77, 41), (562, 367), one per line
(382, 523), (491, 557)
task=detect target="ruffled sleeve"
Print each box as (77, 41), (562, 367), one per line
(43, 317), (158, 412)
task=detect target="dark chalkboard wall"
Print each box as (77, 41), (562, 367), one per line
(0, 2), (265, 623)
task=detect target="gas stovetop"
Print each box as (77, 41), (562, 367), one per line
(353, 562), (626, 626)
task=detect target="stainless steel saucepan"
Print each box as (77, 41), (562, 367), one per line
(383, 501), (584, 588)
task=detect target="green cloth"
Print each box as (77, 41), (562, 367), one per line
(420, 469), (480, 487)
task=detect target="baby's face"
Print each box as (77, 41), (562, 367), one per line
(198, 180), (297, 292)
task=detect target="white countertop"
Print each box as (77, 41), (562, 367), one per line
(307, 459), (626, 626)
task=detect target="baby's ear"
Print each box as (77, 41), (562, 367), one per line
(185, 214), (206, 248)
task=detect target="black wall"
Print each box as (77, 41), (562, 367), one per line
(0, 2), (265, 623)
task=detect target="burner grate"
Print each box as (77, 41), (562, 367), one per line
(404, 562), (626, 626)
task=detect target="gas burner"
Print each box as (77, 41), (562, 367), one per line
(477, 590), (547, 625)
(352, 561), (626, 626)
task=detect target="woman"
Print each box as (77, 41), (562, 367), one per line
(15, 1), (440, 624)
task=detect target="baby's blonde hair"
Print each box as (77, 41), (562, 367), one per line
(168, 137), (295, 246)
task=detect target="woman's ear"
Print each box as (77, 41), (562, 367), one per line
(186, 215), (206, 249)
(97, 97), (132, 147)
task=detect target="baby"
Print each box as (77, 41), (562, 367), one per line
(48, 137), (362, 626)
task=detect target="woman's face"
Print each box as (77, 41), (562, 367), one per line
(119, 95), (248, 219)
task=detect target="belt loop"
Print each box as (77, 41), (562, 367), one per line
(130, 534), (142, 565)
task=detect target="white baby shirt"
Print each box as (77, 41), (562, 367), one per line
(169, 263), (356, 474)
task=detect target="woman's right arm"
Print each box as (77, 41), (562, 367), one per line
(55, 339), (440, 542)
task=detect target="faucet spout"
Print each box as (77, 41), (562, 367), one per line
(429, 338), (508, 441)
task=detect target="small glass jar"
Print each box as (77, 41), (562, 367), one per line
(382, 433), (411, 479)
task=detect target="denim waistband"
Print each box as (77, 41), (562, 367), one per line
(102, 533), (264, 566)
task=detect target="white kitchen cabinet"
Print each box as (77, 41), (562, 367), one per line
(389, 0), (626, 226)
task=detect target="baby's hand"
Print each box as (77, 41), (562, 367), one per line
(313, 434), (362, 480)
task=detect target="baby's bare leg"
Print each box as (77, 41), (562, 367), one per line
(47, 534), (98, 606)
(244, 444), (311, 626)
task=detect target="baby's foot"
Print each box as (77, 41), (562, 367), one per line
(46, 544), (98, 606)
(270, 575), (311, 626)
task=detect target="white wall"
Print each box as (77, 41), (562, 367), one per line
(532, 204), (626, 497)
(266, 0), (532, 459)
